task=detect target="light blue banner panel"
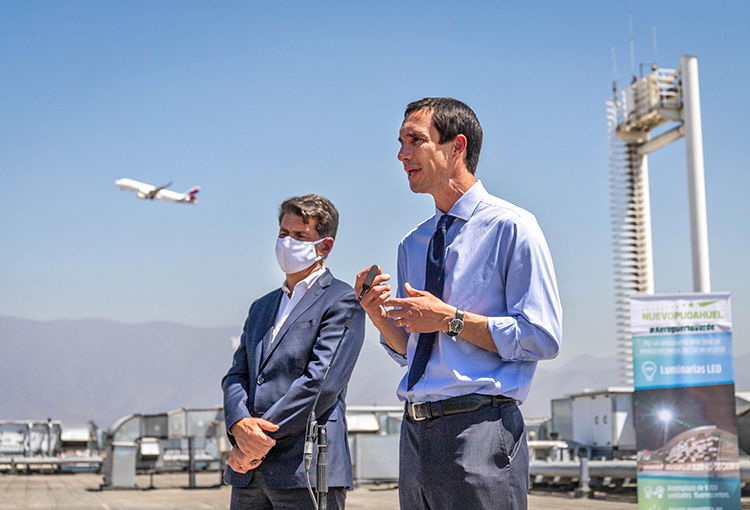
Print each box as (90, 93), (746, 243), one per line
(633, 332), (735, 390)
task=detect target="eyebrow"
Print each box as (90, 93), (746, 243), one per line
(398, 130), (421, 143)
(280, 227), (310, 237)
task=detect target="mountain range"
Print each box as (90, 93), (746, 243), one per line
(1, 316), (747, 427)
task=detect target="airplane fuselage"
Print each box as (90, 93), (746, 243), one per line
(115, 178), (199, 204)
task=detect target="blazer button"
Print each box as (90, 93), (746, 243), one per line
(257, 375), (265, 385)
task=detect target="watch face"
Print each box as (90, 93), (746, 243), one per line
(449, 319), (463, 334)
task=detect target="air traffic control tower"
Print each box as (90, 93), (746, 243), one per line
(606, 55), (710, 384)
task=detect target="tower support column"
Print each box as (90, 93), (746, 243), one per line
(681, 54), (711, 292)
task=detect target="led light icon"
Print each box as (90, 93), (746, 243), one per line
(642, 361), (657, 382)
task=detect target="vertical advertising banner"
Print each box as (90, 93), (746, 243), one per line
(631, 293), (740, 510)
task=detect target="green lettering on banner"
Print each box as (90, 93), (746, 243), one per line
(642, 311), (723, 322)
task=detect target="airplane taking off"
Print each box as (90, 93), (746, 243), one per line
(115, 178), (200, 204)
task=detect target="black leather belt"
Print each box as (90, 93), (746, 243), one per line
(405, 393), (516, 421)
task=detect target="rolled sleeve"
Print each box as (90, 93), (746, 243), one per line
(379, 334), (408, 366)
(379, 239), (410, 367)
(489, 216), (562, 361)
(488, 315), (560, 361)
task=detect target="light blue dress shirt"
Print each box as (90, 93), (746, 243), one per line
(381, 181), (562, 404)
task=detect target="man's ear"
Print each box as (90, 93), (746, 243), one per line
(317, 237), (334, 258)
(452, 134), (467, 158)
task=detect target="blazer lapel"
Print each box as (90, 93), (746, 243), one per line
(261, 269), (333, 368)
(260, 290), (284, 364)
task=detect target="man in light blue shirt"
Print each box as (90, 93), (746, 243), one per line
(356, 98), (562, 509)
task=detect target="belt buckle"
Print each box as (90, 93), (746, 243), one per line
(410, 402), (427, 421)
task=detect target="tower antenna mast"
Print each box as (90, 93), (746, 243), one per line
(629, 0), (636, 82)
(612, 46), (619, 94)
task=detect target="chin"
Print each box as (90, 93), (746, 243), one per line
(408, 180), (425, 194)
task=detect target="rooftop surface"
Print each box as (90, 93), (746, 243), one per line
(0, 472), (657, 510)
(3, 472), (750, 509)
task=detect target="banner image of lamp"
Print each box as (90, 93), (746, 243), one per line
(642, 361), (657, 382)
(657, 409), (673, 468)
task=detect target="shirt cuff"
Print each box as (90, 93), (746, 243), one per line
(379, 334), (408, 367)
(488, 316), (521, 360)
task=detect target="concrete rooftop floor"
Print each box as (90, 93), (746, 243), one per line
(1, 472), (748, 509)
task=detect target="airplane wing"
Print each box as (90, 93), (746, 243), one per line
(144, 181), (173, 200)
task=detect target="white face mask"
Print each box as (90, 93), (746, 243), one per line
(275, 236), (326, 274)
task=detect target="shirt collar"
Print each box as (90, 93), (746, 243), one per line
(281, 265), (326, 296)
(434, 180), (487, 226)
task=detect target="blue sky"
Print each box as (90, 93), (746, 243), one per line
(2, 0), (749, 364)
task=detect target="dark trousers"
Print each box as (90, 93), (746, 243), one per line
(230, 472), (346, 510)
(399, 401), (529, 510)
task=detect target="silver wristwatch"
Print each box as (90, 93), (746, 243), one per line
(447, 308), (464, 337)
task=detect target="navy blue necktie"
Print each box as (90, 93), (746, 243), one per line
(407, 214), (455, 391)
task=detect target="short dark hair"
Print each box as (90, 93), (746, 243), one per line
(278, 194), (339, 239)
(404, 97), (483, 175)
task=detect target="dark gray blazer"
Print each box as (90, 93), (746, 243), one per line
(222, 269), (365, 489)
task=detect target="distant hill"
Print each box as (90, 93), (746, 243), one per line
(1, 316), (747, 427)
(0, 316), (404, 427)
(0, 316), (238, 427)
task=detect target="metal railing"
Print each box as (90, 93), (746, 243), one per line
(613, 68), (682, 133)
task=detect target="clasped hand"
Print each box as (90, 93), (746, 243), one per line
(227, 417), (279, 473)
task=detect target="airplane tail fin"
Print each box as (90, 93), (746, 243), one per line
(182, 186), (200, 203)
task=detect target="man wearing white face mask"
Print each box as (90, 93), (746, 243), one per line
(222, 194), (366, 510)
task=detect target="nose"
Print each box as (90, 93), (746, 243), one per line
(398, 144), (410, 162)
